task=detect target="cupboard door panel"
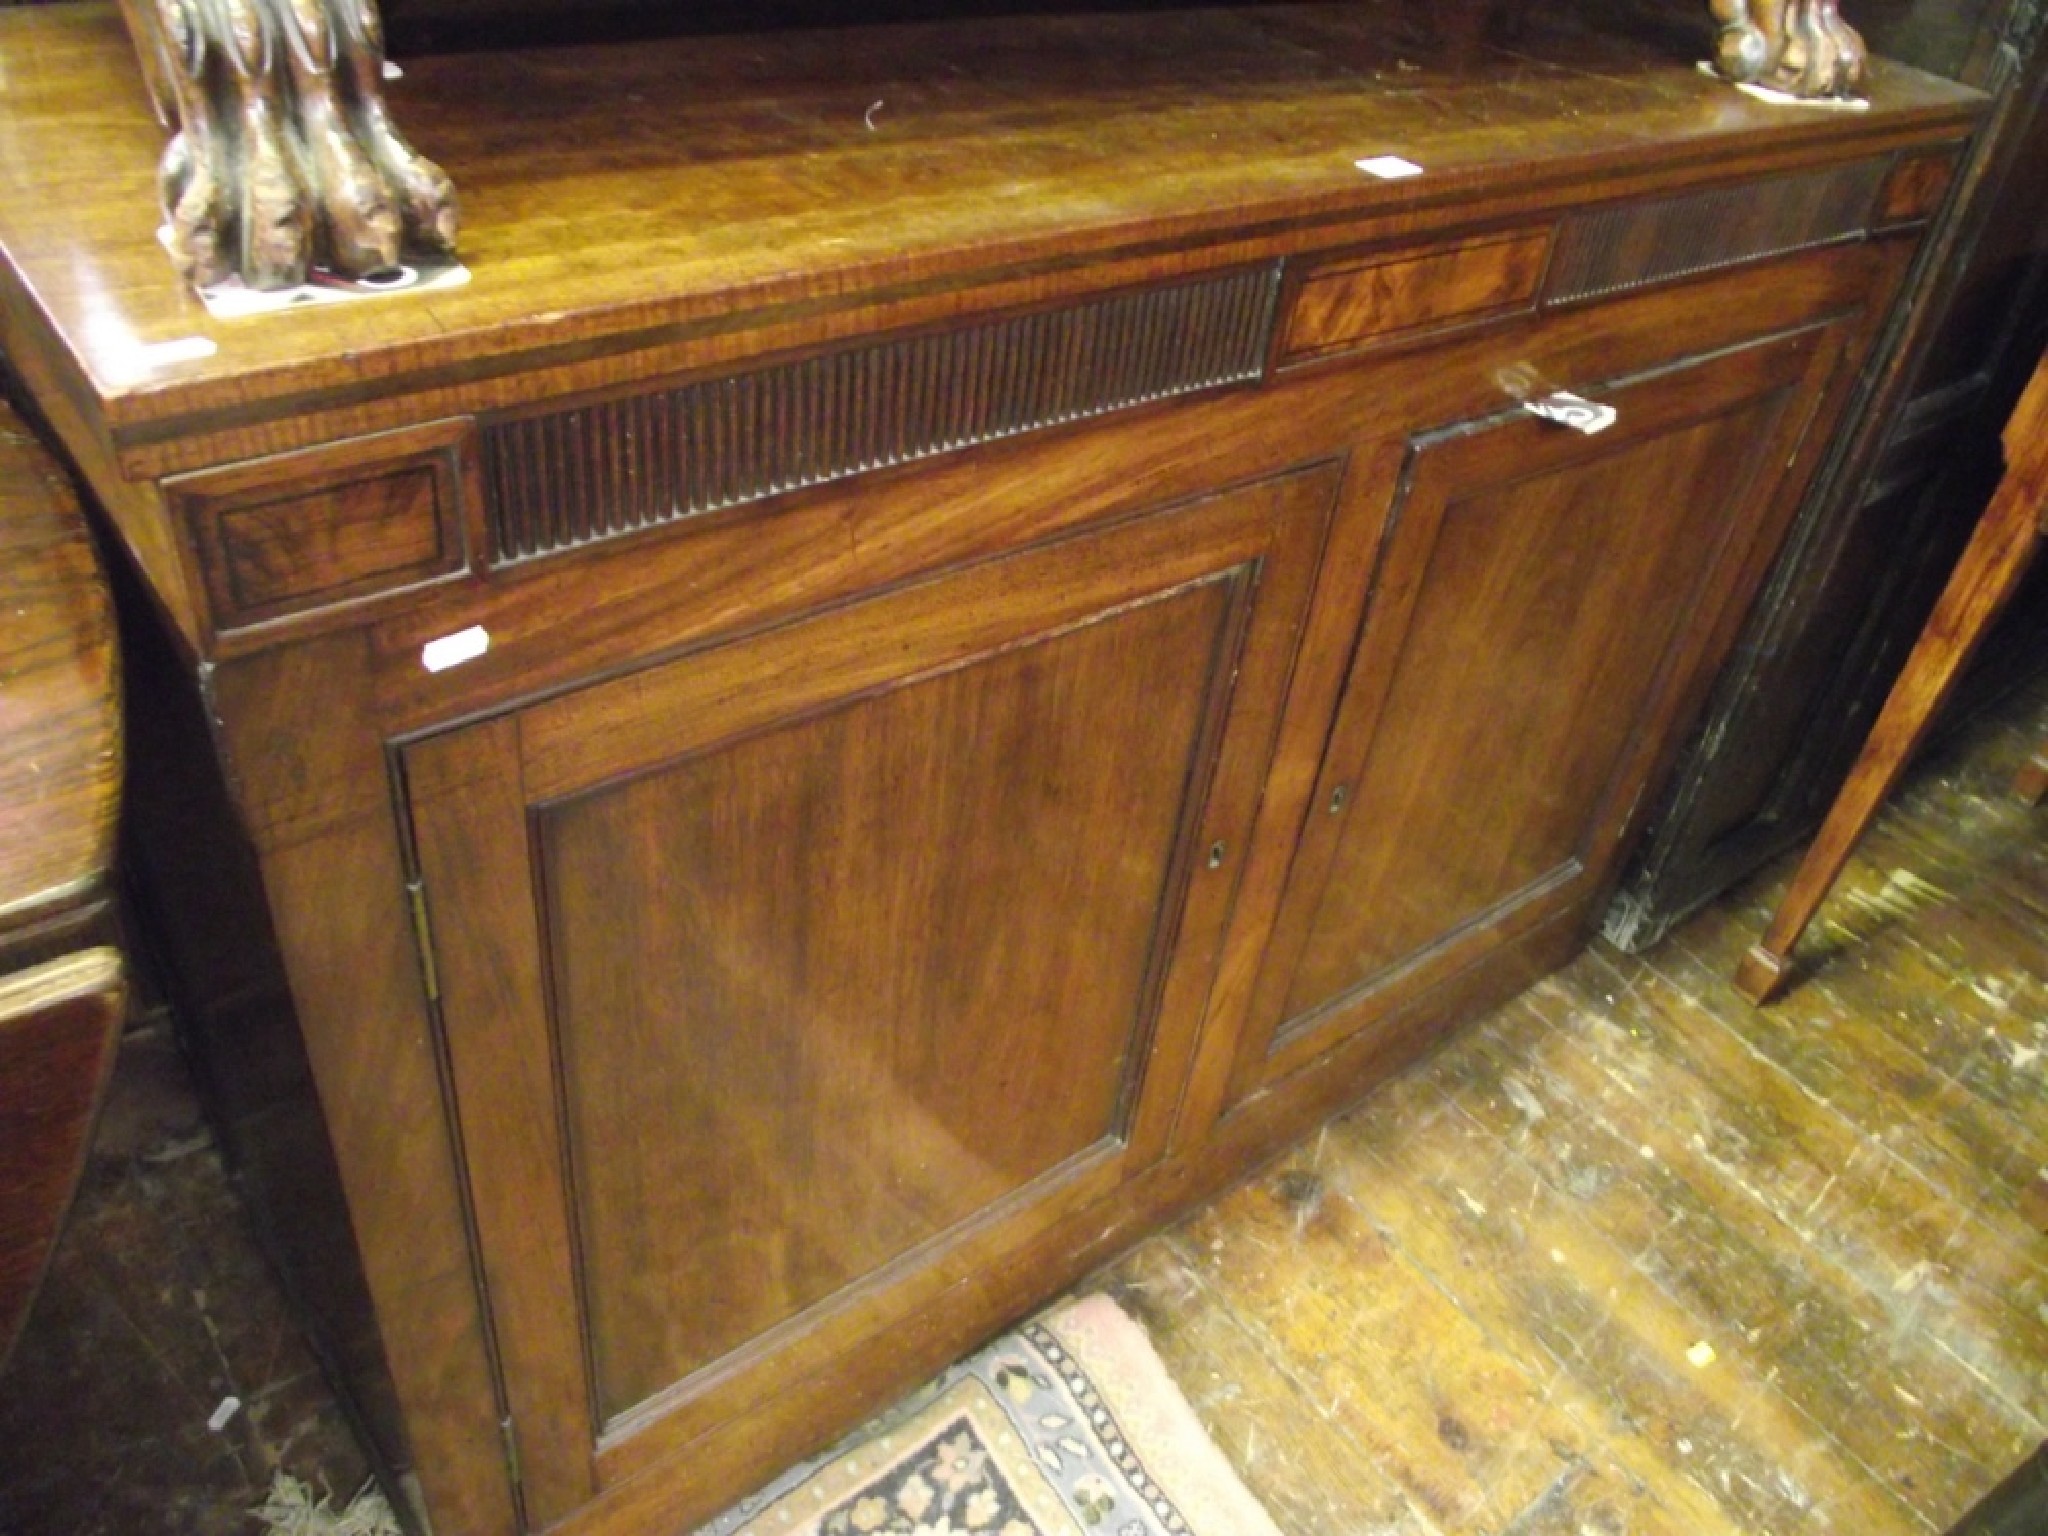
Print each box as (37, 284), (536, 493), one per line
(1283, 409), (1740, 1010)
(541, 576), (1230, 1422)
(403, 460), (1334, 1525)
(1227, 324), (1849, 1103)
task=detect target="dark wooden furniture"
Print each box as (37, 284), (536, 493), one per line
(0, 402), (125, 1368)
(0, 5), (1980, 1533)
(1606, 0), (2048, 950)
(1735, 344), (2048, 1002)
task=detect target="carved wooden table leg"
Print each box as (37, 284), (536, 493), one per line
(1735, 345), (2048, 1004)
(117, 0), (456, 291)
(1709, 0), (1867, 99)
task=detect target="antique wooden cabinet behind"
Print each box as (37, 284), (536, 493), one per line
(0, 4), (1980, 1533)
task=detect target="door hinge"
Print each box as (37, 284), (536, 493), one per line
(499, 1414), (523, 1494)
(406, 879), (442, 1004)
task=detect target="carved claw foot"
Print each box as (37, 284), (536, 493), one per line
(125, 0), (457, 291)
(1710, 0), (1867, 100)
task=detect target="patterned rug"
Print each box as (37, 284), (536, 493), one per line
(692, 1295), (1284, 1536)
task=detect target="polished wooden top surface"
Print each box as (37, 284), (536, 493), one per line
(0, 3), (1979, 443)
(0, 406), (119, 939)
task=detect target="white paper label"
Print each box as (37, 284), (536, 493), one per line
(1521, 391), (1619, 435)
(104, 327), (219, 379)
(139, 336), (219, 367)
(1696, 61), (1869, 110)
(188, 255), (471, 321)
(1355, 155), (1425, 180)
(1736, 79), (1869, 110)
(422, 626), (491, 673)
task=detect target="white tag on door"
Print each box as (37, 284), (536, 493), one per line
(1520, 391), (1619, 435)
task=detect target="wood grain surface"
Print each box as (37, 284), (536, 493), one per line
(1220, 321), (1850, 1104)
(170, 416), (477, 635)
(0, 4), (1977, 459)
(0, 404), (119, 958)
(1283, 229), (1550, 361)
(400, 463), (1335, 1529)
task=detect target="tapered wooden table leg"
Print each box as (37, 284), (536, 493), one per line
(1737, 346), (2048, 1004)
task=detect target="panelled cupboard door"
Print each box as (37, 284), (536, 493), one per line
(399, 462), (1335, 1530)
(1222, 322), (1852, 1109)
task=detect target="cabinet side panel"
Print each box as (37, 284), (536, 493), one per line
(207, 633), (520, 1536)
(118, 593), (419, 1492)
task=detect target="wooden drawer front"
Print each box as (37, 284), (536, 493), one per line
(176, 420), (474, 633)
(1282, 230), (1551, 362)
(1877, 148), (1960, 227)
(1547, 159), (1886, 304)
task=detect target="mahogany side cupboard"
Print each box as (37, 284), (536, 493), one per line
(0, 5), (1981, 1533)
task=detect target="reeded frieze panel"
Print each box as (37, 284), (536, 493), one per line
(482, 266), (1282, 564)
(1547, 160), (1886, 305)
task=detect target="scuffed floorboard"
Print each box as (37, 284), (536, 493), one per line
(1102, 672), (2048, 1536)
(0, 1030), (372, 1536)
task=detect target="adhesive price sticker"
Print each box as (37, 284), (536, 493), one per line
(1355, 155), (1425, 180)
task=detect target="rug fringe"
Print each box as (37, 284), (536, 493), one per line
(249, 1471), (402, 1536)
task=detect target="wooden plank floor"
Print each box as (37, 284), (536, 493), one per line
(1098, 673), (2048, 1536)
(0, 1028), (374, 1535)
